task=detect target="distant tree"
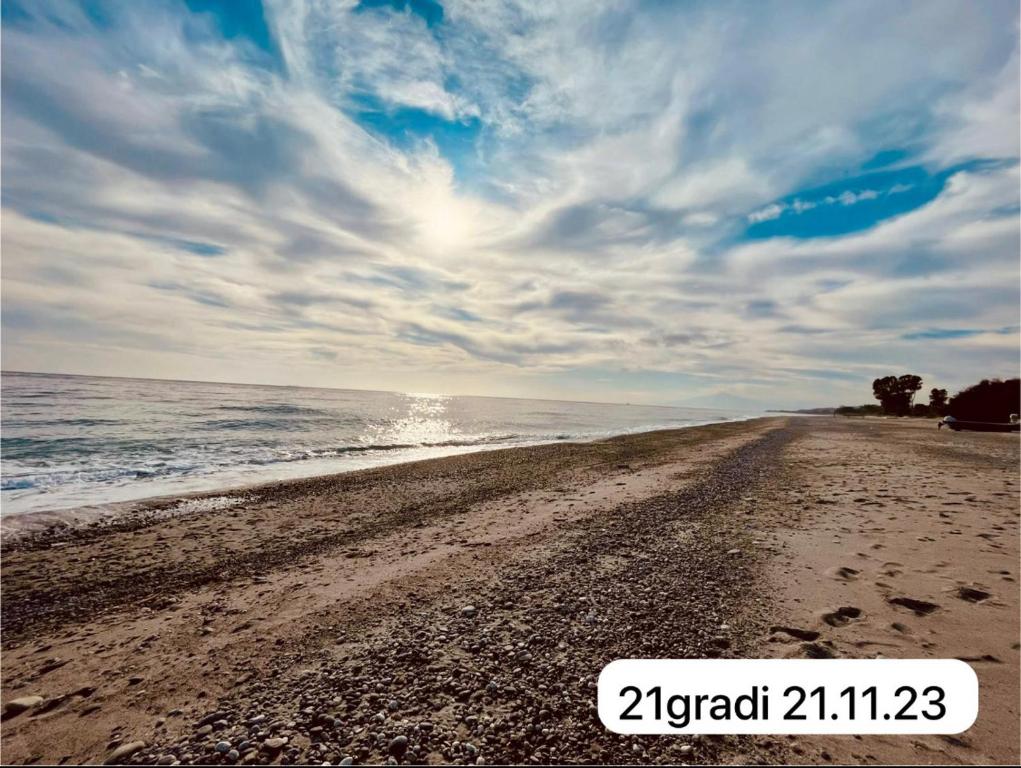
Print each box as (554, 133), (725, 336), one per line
(911, 402), (931, 417)
(835, 404), (883, 417)
(947, 378), (1021, 422)
(898, 374), (923, 412)
(928, 387), (948, 416)
(872, 374), (923, 416)
(872, 376), (898, 413)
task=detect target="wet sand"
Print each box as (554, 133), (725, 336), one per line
(1, 417), (1017, 765)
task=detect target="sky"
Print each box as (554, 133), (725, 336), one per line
(1, 0), (1019, 410)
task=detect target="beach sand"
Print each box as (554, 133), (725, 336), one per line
(1, 417), (1017, 765)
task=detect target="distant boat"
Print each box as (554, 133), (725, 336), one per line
(939, 415), (1020, 432)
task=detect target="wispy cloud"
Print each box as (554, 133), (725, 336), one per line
(1, 0), (1018, 408)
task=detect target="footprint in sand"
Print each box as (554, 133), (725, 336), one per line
(955, 586), (992, 603)
(956, 654), (1002, 663)
(826, 566), (860, 581)
(800, 642), (838, 659)
(769, 626), (820, 641)
(822, 606), (863, 627)
(888, 597), (940, 616)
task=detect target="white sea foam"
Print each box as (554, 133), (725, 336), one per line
(167, 495), (247, 516)
(1, 372), (760, 517)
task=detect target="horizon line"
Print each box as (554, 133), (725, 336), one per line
(0, 368), (749, 413)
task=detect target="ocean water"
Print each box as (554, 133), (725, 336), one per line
(0, 372), (754, 516)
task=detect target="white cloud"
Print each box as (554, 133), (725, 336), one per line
(747, 187), (896, 225)
(748, 203), (786, 223)
(0, 0), (1018, 408)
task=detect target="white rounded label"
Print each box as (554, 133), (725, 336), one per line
(597, 659), (978, 734)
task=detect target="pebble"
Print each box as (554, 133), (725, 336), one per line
(195, 711), (227, 727)
(388, 735), (408, 758)
(1, 696), (44, 719)
(105, 741), (146, 765)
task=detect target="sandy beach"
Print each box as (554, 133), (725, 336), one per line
(1, 416), (1017, 765)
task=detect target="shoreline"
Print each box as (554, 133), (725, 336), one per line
(0, 417), (762, 543)
(1, 418), (780, 640)
(1, 417), (1017, 765)
(1, 368), (758, 522)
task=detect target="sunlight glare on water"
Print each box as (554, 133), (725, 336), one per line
(0, 373), (756, 516)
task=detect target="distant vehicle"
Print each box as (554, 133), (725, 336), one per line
(938, 415), (1020, 432)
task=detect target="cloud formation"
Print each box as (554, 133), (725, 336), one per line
(2, 0), (1019, 408)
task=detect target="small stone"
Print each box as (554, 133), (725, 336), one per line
(727, 548), (742, 555)
(388, 735), (408, 758)
(105, 741), (146, 765)
(215, 740), (232, 753)
(339, 757), (354, 766)
(156, 756), (176, 766)
(680, 744), (694, 755)
(2, 696), (44, 720)
(460, 605), (477, 618)
(263, 737), (287, 751)
(195, 711), (227, 727)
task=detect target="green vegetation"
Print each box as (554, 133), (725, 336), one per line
(833, 404), (884, 417)
(833, 375), (1018, 421)
(947, 378), (1021, 422)
(871, 374), (923, 416)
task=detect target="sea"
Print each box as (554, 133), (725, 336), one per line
(0, 371), (756, 517)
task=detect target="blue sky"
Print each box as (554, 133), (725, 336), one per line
(1, 0), (1019, 408)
